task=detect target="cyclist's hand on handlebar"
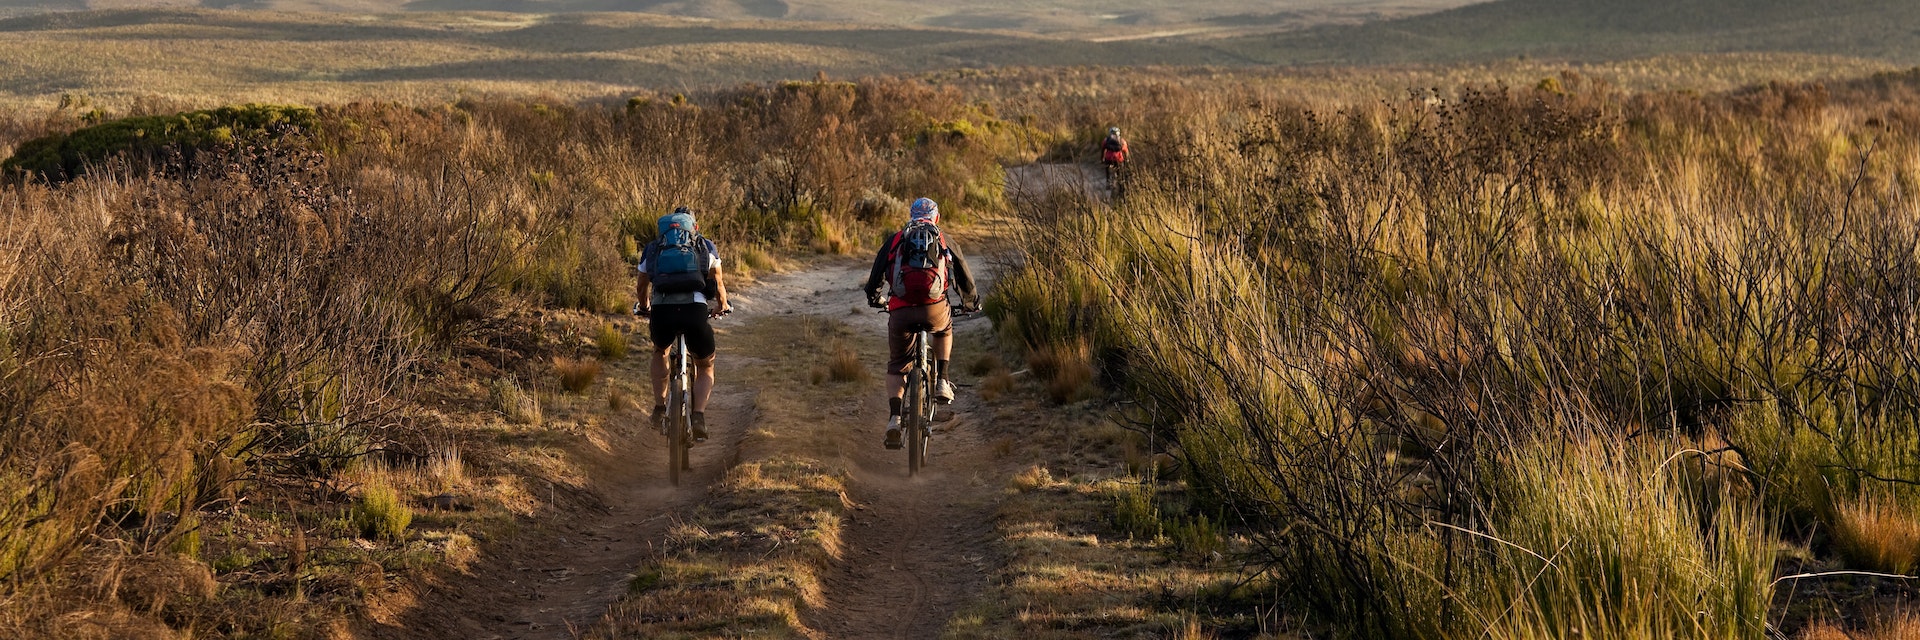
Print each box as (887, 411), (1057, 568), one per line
(866, 292), (888, 309)
(632, 302), (651, 318)
(709, 304), (732, 319)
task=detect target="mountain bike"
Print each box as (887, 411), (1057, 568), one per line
(888, 305), (969, 477)
(665, 333), (692, 486)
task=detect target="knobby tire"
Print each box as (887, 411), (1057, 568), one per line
(668, 337), (689, 487)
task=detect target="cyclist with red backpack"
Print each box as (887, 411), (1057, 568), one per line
(863, 197), (981, 449)
(634, 206), (732, 444)
(1101, 127), (1128, 167)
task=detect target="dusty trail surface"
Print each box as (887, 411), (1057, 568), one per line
(384, 348), (756, 639)
(394, 248), (1017, 639)
(731, 260), (1007, 639)
(392, 162), (1078, 638)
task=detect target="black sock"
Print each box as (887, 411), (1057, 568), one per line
(888, 398), (902, 416)
(652, 404), (666, 415)
(935, 359), (949, 380)
(692, 411), (704, 421)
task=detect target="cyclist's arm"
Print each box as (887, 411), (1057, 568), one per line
(635, 263), (651, 311)
(862, 235), (893, 296)
(947, 243), (981, 308)
(709, 263), (729, 312)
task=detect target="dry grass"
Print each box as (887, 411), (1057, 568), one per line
(585, 314), (869, 638)
(984, 71), (1920, 636)
(1833, 493), (1920, 574)
(946, 464), (1269, 639)
(1026, 341), (1096, 404)
(595, 323), (629, 360)
(491, 377), (543, 425)
(555, 358), (603, 395)
(825, 343), (866, 383)
(1800, 612), (1920, 640)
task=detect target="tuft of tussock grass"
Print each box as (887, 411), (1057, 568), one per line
(425, 447), (465, 493)
(555, 357), (603, 395)
(1009, 465), (1053, 493)
(1027, 341), (1095, 404)
(1110, 481), (1162, 542)
(979, 369), (1017, 403)
(740, 245), (779, 274)
(608, 388), (635, 413)
(967, 353), (1004, 377)
(490, 377), (542, 425)
(825, 343), (865, 383)
(353, 480), (412, 542)
(596, 323), (629, 360)
(1833, 492), (1920, 574)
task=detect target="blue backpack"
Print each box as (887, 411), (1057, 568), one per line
(646, 211), (711, 295)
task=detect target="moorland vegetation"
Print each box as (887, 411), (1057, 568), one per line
(4, 62), (1920, 637)
(992, 68), (1920, 637)
(0, 78), (1051, 634)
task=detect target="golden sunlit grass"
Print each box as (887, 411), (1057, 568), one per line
(595, 323), (629, 360)
(555, 357), (603, 394)
(1833, 492), (1920, 575)
(946, 464), (1266, 640)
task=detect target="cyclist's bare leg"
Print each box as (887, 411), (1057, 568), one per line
(692, 355), (716, 412)
(650, 345), (671, 407)
(887, 373), (906, 400)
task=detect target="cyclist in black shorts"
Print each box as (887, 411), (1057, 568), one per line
(633, 206), (731, 443)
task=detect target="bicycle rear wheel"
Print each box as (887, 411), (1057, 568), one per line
(668, 339), (688, 486)
(906, 368), (926, 476)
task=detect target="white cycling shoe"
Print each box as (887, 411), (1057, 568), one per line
(884, 415), (903, 449)
(934, 379), (956, 405)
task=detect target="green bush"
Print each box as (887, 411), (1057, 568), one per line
(596, 324), (629, 360)
(353, 483), (411, 542)
(3, 104), (318, 179)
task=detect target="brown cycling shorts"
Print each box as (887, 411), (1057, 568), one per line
(886, 303), (952, 375)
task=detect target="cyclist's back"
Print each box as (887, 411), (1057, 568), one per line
(862, 197), (980, 449)
(1101, 127), (1129, 166)
(635, 206), (731, 443)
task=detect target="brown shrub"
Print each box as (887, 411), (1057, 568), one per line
(980, 369), (1017, 403)
(556, 358), (603, 395)
(826, 344), (865, 383)
(116, 553), (216, 616)
(1834, 492), (1920, 574)
(1027, 342), (1096, 404)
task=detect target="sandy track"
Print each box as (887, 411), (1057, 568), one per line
(732, 258), (1006, 639)
(376, 366), (755, 639)
(388, 177), (1050, 637)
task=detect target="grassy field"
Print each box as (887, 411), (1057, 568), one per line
(990, 67), (1920, 638)
(0, 4), (1913, 111)
(1222, 0), (1920, 65)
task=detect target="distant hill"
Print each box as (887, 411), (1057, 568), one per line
(0, 0), (1470, 38)
(1216, 0), (1920, 65)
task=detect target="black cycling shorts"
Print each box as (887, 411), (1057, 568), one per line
(648, 303), (716, 358)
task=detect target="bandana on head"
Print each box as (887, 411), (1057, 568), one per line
(909, 197), (939, 225)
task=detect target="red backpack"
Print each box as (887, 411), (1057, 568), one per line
(888, 224), (948, 305)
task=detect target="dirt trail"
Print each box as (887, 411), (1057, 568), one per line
(396, 165), (1082, 638)
(385, 359), (756, 639)
(731, 260), (1006, 639)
